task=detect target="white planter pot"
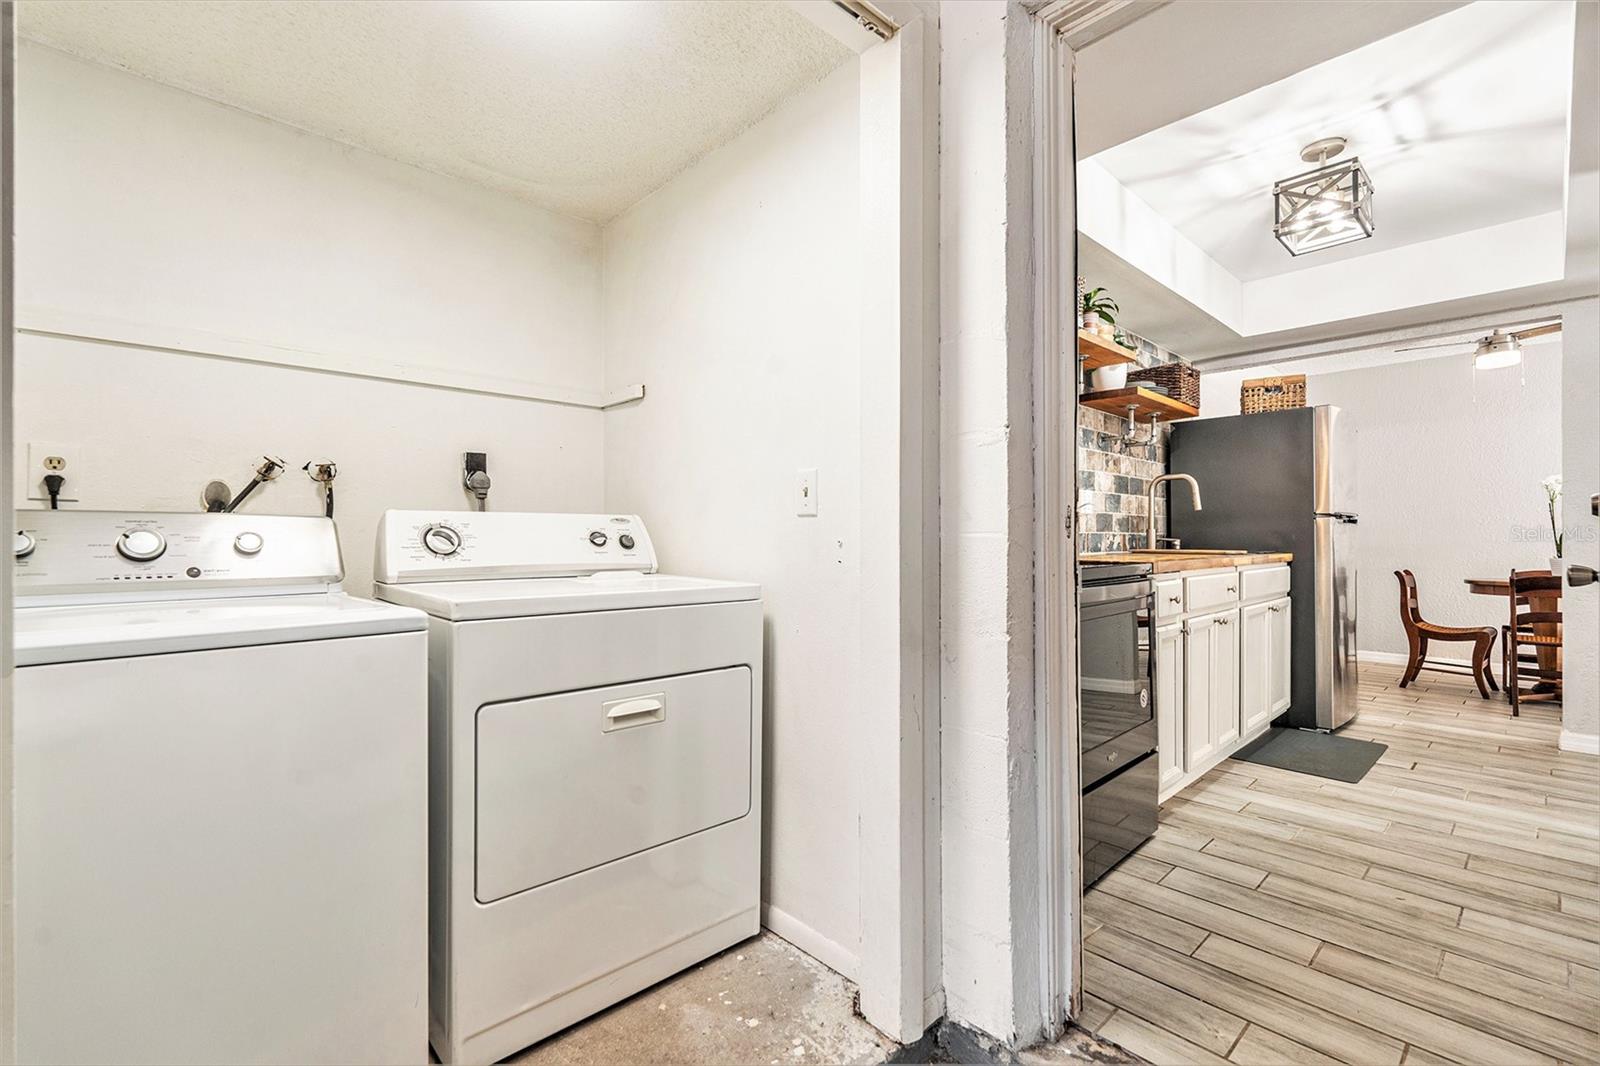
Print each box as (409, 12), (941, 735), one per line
(1082, 311), (1100, 332)
(1091, 364), (1129, 390)
(1550, 555), (1564, 576)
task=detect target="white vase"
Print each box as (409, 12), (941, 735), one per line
(1082, 311), (1100, 332)
(1091, 364), (1129, 390)
(1550, 555), (1564, 577)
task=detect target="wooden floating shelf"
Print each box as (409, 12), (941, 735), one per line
(1080, 386), (1199, 421)
(1077, 329), (1138, 369)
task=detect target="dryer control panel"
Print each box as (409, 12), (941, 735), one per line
(13, 511), (344, 601)
(375, 511), (657, 584)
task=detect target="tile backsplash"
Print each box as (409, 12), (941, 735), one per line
(1077, 328), (1185, 555)
(1079, 407), (1168, 554)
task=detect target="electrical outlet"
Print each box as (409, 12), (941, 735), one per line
(28, 442), (80, 502)
(796, 468), (818, 517)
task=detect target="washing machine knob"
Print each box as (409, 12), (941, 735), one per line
(117, 528), (167, 561)
(588, 530), (608, 547)
(14, 530), (36, 558)
(618, 533), (636, 550)
(233, 531), (264, 555)
(421, 523), (463, 557)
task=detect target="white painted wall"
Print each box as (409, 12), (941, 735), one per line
(1558, 297), (1598, 749)
(13, 43), (606, 593)
(1199, 352), (1564, 661)
(937, 0), (1042, 1045)
(601, 62), (867, 979)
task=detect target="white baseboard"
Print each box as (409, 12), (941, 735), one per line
(1359, 649), (1475, 669)
(761, 902), (860, 982)
(1559, 729), (1600, 755)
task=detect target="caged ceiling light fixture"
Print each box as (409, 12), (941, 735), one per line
(1272, 137), (1374, 257)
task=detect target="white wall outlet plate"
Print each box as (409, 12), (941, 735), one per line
(796, 468), (818, 517)
(27, 441), (81, 502)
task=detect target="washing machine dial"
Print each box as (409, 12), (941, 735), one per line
(117, 528), (167, 562)
(14, 530), (36, 559)
(421, 523), (463, 557)
(618, 533), (636, 550)
(588, 530), (609, 547)
(233, 531), (264, 555)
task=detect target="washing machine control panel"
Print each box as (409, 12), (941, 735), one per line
(376, 511), (657, 583)
(13, 511), (344, 600)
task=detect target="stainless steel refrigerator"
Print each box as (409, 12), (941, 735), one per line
(1168, 405), (1359, 731)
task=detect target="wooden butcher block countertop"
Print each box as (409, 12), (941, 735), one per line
(1080, 551), (1293, 574)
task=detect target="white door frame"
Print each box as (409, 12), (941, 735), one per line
(803, 0), (942, 1043)
(1026, 5), (1080, 1037)
(1, 3), (17, 1061)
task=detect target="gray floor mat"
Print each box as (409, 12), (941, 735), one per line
(1233, 726), (1386, 783)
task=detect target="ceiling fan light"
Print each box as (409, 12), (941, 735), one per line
(1473, 336), (1523, 370)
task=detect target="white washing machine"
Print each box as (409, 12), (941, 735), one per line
(372, 511), (763, 1065)
(11, 510), (429, 1065)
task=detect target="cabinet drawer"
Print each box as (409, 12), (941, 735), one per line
(1154, 578), (1184, 621)
(1184, 570), (1240, 612)
(1241, 565), (1291, 603)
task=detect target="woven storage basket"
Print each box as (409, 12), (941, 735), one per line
(1240, 374), (1307, 414)
(1127, 361), (1200, 409)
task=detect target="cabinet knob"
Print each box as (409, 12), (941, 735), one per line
(1268, 605), (1280, 613)
(1225, 585), (1237, 593)
(1168, 595), (1182, 605)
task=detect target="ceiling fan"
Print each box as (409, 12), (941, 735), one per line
(1395, 322), (1563, 370)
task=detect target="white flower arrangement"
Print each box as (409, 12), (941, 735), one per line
(1542, 474), (1563, 557)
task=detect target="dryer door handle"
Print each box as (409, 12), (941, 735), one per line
(602, 695), (665, 732)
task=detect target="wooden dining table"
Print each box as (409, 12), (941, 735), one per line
(1464, 573), (1561, 689)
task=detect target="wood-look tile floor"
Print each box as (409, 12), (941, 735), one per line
(1080, 663), (1600, 1066)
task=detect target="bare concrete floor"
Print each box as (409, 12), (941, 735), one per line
(503, 932), (899, 1066)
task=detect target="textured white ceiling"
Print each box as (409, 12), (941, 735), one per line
(1086, 0), (1574, 281)
(19, 0), (853, 223)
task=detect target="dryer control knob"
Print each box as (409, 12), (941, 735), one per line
(14, 530), (36, 559)
(589, 530), (608, 547)
(421, 523), (463, 557)
(117, 528), (167, 562)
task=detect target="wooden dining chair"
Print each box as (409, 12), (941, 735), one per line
(1503, 569), (1562, 715)
(1394, 570), (1498, 698)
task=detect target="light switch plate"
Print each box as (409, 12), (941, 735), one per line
(796, 468), (818, 517)
(27, 442), (80, 502)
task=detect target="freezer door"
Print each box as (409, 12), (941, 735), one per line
(1315, 514), (1360, 730)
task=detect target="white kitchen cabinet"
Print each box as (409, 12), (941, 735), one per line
(1268, 596), (1292, 717)
(1210, 608), (1241, 754)
(1154, 623), (1184, 793)
(1181, 608), (1240, 770)
(1241, 595), (1294, 738)
(1158, 564), (1290, 804)
(1240, 600), (1273, 737)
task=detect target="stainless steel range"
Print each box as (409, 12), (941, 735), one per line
(1079, 561), (1157, 888)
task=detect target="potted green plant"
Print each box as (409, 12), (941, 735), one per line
(1081, 287), (1119, 338)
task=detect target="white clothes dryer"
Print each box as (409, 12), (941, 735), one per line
(373, 511), (762, 1065)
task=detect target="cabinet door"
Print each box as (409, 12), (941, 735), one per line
(1182, 613), (1218, 770)
(1154, 623), (1185, 792)
(1240, 600), (1273, 737)
(1211, 608), (1241, 753)
(1269, 597), (1293, 715)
